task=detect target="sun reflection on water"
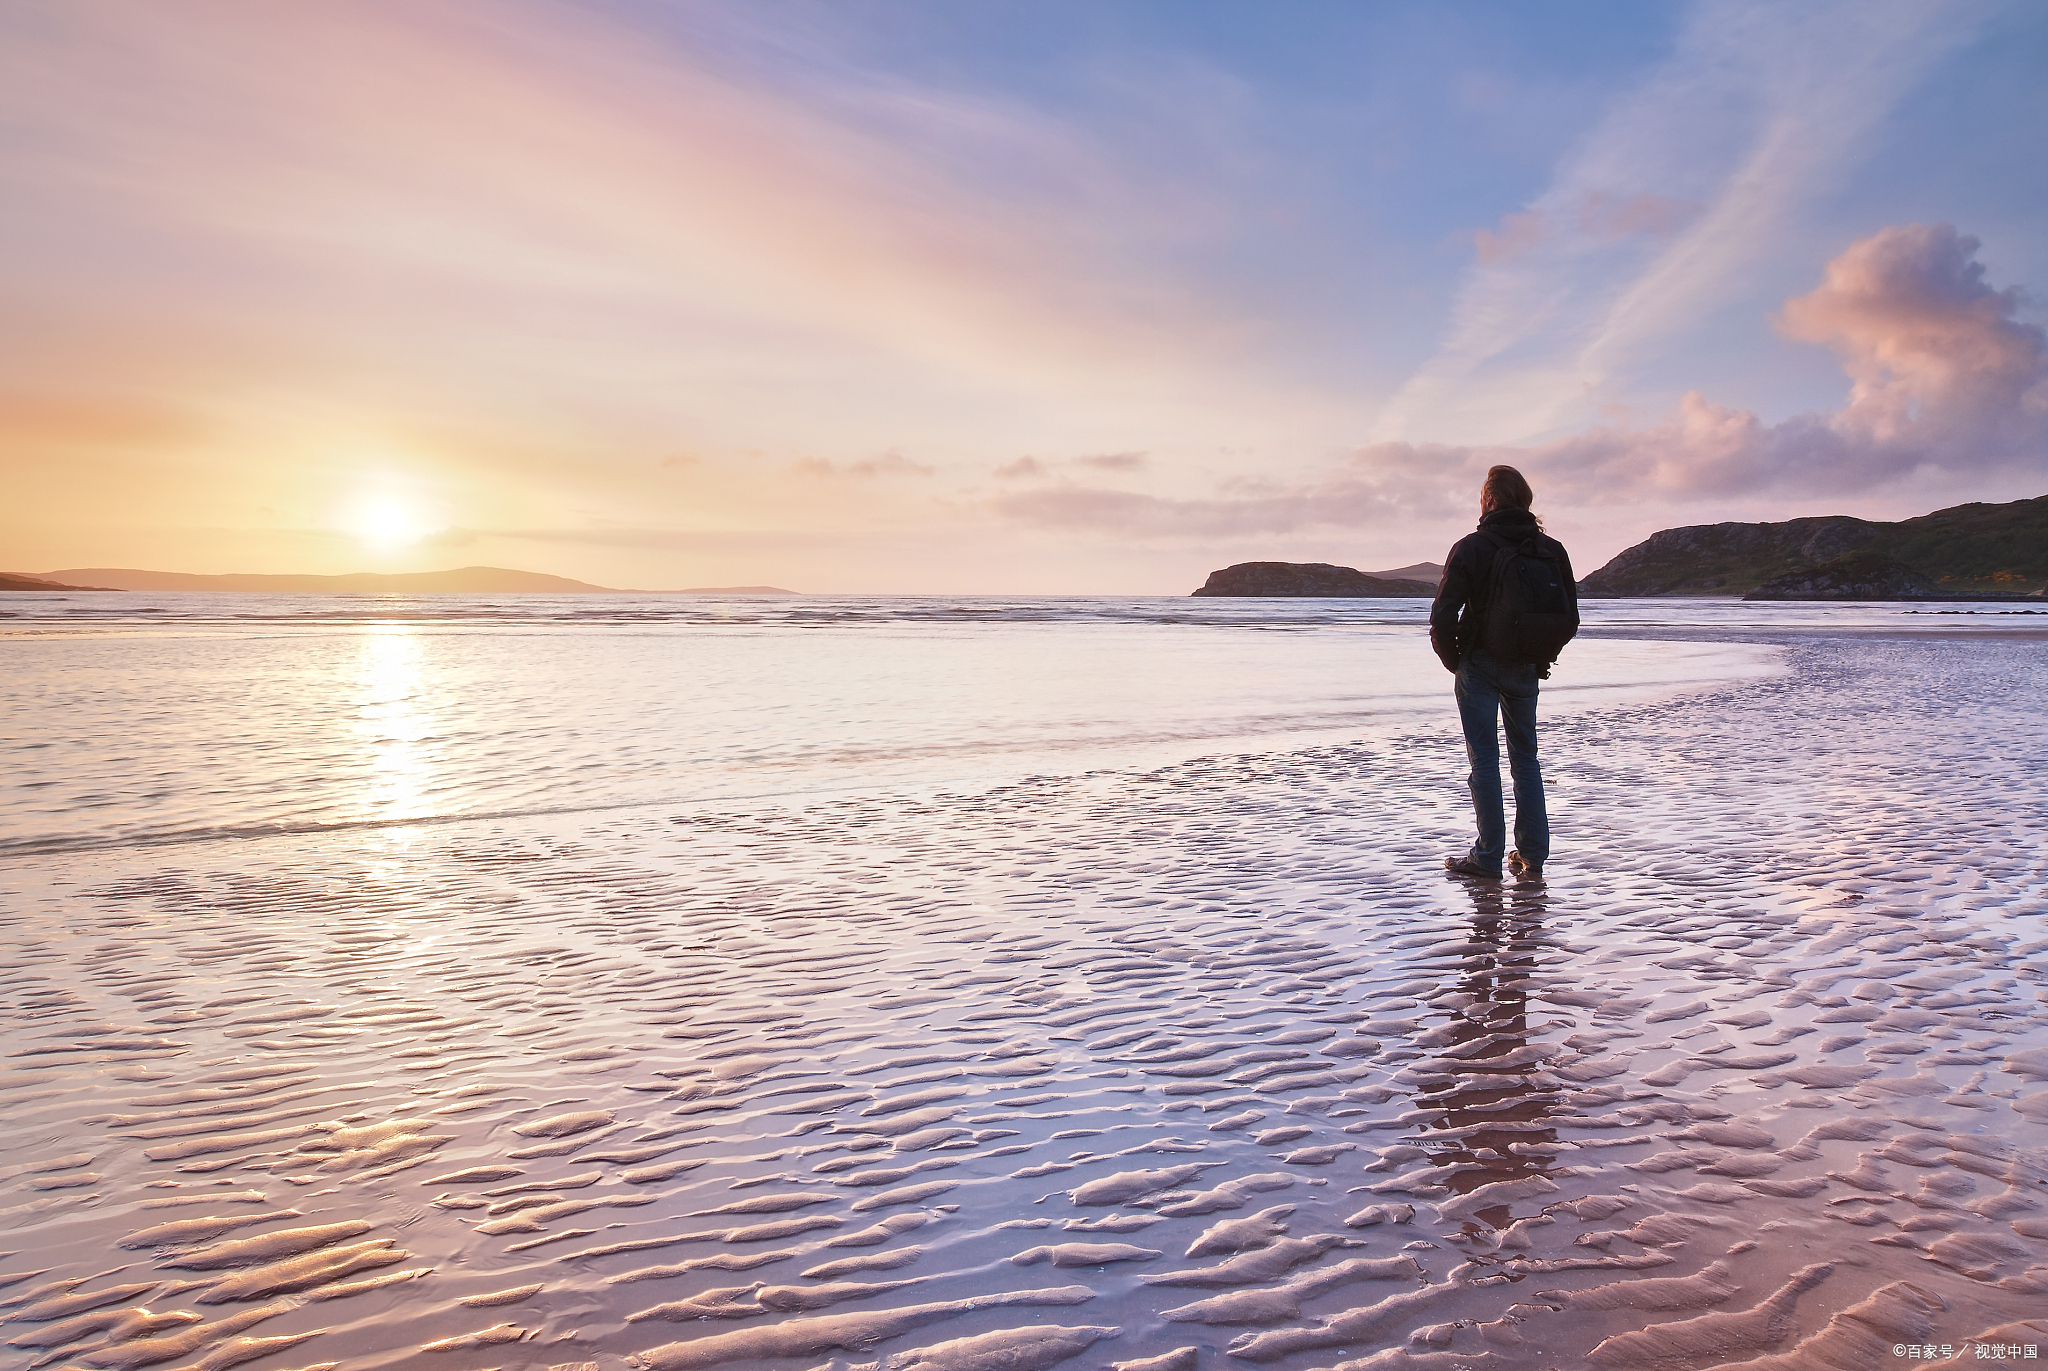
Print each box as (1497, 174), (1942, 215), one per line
(353, 624), (433, 822)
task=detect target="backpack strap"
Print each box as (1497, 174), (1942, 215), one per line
(1482, 528), (1547, 555)
(1479, 529), (1544, 563)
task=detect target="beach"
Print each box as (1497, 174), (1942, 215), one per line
(5, 597), (2048, 1370)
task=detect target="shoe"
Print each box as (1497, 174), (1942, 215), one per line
(1508, 851), (1544, 880)
(1444, 856), (1503, 880)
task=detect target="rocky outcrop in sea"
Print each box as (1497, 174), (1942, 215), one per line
(1190, 562), (1436, 597)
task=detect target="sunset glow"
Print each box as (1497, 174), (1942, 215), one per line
(340, 494), (441, 552)
(1, 0), (2042, 590)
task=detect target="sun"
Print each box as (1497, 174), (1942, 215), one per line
(339, 492), (441, 551)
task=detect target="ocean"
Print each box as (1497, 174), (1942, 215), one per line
(5, 590), (2048, 1370)
(0, 591), (1837, 856)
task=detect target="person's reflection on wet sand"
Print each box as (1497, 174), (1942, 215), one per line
(1388, 876), (1569, 1259)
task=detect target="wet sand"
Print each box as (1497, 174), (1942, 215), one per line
(5, 631), (2048, 1370)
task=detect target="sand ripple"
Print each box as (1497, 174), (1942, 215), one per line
(3, 634), (2047, 1368)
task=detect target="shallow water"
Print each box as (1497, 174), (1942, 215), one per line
(3, 588), (2044, 630)
(1, 596), (1787, 857)
(3, 609), (2047, 1371)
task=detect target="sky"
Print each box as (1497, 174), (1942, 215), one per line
(2, 0), (2044, 592)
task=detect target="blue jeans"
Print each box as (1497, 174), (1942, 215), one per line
(1455, 649), (1548, 871)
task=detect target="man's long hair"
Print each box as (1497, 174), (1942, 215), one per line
(1481, 465), (1541, 527)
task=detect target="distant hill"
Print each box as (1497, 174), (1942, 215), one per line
(1367, 562), (1444, 584)
(1578, 495), (2048, 598)
(1191, 561), (1437, 597)
(38, 565), (624, 593)
(0, 571), (113, 591)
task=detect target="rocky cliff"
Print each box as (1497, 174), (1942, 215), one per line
(1190, 562), (1436, 597)
(1744, 554), (1944, 601)
(1579, 495), (2048, 598)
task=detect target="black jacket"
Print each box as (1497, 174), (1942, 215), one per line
(1428, 509), (1576, 671)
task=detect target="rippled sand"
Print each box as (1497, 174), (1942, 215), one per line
(5, 633), (2047, 1371)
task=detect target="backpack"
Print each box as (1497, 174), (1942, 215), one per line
(1479, 531), (1579, 668)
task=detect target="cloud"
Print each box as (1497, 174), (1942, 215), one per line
(992, 450), (1475, 539)
(1074, 451), (1148, 472)
(995, 223), (2047, 536)
(1576, 191), (1700, 241)
(0, 0), (1367, 496)
(791, 451), (936, 479)
(0, 393), (205, 448)
(479, 526), (786, 550)
(1472, 193), (1699, 265)
(992, 451), (1148, 481)
(1778, 223), (2047, 450)
(1473, 209), (1551, 265)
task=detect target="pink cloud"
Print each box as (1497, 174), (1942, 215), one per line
(1779, 222), (2047, 450)
(792, 451), (935, 479)
(1472, 192), (1700, 265)
(1473, 209), (1551, 265)
(990, 450), (1149, 483)
(1576, 191), (1699, 240)
(1074, 451), (1148, 472)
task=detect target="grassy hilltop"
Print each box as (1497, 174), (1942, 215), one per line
(1579, 495), (2048, 598)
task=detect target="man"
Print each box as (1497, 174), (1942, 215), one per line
(1429, 465), (1577, 881)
